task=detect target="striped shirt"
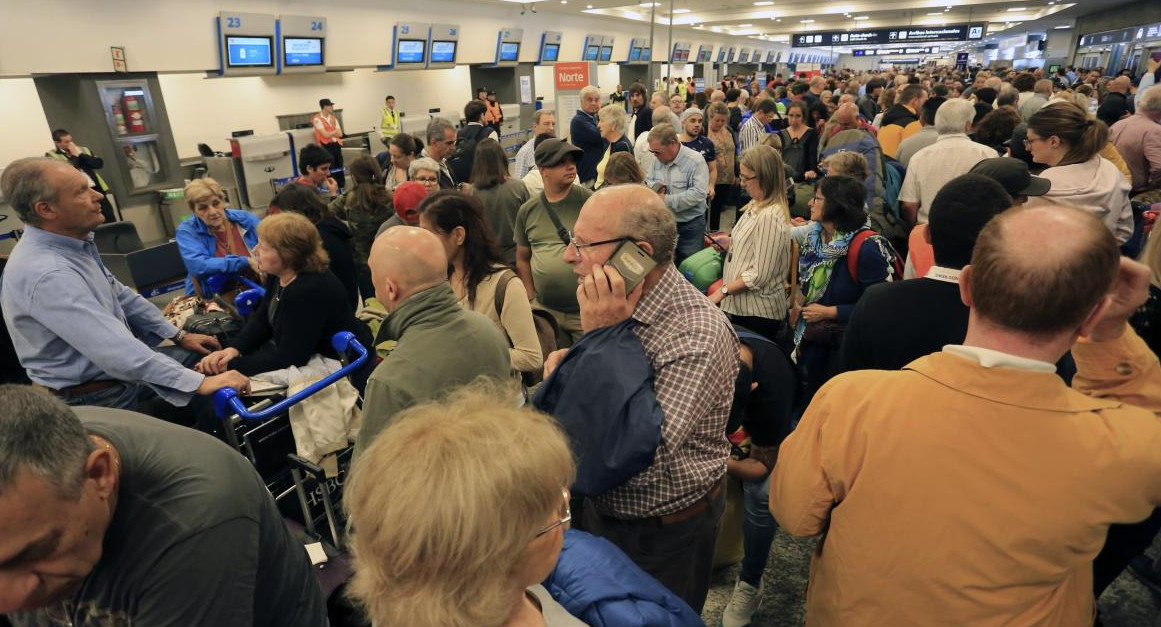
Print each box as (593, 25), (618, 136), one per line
(738, 115), (768, 154)
(514, 139), (537, 179)
(591, 265), (739, 518)
(721, 202), (793, 321)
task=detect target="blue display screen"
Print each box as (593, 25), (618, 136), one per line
(226, 36), (273, 67)
(284, 37), (323, 67)
(397, 39), (425, 64)
(599, 46), (613, 62)
(630, 47), (641, 62)
(500, 42), (519, 62)
(542, 43), (559, 62)
(584, 45), (599, 61)
(431, 40), (456, 63)
(717, 49), (726, 62)
(641, 48), (651, 61)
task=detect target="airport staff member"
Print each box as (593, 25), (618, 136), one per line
(46, 128), (116, 223)
(380, 95), (401, 142)
(0, 158), (248, 412)
(313, 98), (345, 189)
(0, 385), (328, 627)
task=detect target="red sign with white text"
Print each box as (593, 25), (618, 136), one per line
(554, 62), (591, 90)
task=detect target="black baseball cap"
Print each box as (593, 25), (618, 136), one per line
(534, 138), (584, 168)
(319, 98), (335, 108)
(969, 157), (1050, 197)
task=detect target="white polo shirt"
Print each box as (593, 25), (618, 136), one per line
(899, 133), (998, 224)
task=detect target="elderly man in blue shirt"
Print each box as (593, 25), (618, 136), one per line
(644, 123), (710, 265)
(0, 158), (249, 411)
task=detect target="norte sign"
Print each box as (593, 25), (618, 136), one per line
(554, 62), (590, 90)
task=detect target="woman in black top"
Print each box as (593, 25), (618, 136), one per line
(270, 183), (360, 311)
(195, 212), (374, 392)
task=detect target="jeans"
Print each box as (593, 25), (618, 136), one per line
(740, 473), (779, 586)
(59, 345), (199, 425)
(675, 215), (707, 266)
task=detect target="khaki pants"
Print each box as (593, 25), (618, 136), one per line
(532, 301), (584, 348)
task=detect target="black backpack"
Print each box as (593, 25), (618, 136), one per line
(446, 125), (493, 185)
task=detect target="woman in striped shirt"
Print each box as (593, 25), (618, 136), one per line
(709, 145), (793, 343)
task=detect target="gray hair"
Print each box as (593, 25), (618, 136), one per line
(598, 103), (627, 137)
(934, 98), (977, 135)
(1140, 85), (1161, 115)
(409, 157), (442, 178)
(0, 157), (61, 225)
(580, 85), (601, 100)
(532, 109), (555, 125)
(0, 385), (95, 499)
(1034, 79), (1054, 96)
(647, 123), (679, 146)
(651, 106), (673, 127)
(425, 118), (455, 145)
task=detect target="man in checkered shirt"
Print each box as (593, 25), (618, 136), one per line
(548, 184), (739, 613)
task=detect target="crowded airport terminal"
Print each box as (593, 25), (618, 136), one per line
(7, 0), (1161, 625)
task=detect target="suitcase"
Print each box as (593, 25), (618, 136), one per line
(678, 245), (723, 293)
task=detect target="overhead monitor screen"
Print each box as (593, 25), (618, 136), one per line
(542, 43), (560, 62)
(599, 46), (613, 62)
(630, 47), (642, 62)
(584, 45), (600, 61)
(499, 42), (519, 62)
(397, 39), (426, 64)
(226, 36), (273, 67)
(284, 37), (324, 67)
(430, 40), (457, 63)
(641, 48), (651, 61)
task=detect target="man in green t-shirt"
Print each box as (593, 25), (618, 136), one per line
(515, 139), (593, 346)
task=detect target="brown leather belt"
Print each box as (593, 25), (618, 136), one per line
(656, 478), (726, 526)
(48, 379), (122, 397)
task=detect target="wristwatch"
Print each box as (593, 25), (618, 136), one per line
(172, 329), (187, 344)
(720, 286), (730, 296)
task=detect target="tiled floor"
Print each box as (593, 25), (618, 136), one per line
(700, 530), (1161, 626)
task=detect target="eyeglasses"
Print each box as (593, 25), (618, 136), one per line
(1022, 134), (1050, 149)
(809, 195), (825, 204)
(739, 173), (757, 183)
(414, 175), (439, 183)
(534, 488), (572, 538)
(568, 232), (633, 255)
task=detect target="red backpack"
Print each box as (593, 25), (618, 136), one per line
(847, 229), (904, 283)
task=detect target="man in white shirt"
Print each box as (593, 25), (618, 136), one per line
(900, 99), (997, 225)
(514, 110), (556, 179)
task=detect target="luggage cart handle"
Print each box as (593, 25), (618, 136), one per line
(212, 331), (369, 420)
(204, 273), (266, 315)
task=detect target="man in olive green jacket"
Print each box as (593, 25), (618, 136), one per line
(355, 225), (510, 457)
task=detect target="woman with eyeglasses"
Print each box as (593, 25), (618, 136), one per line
(710, 146), (793, 344)
(792, 175), (894, 401)
(1023, 102), (1134, 244)
(417, 190), (542, 386)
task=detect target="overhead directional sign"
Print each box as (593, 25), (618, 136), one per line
(853, 46), (942, 56)
(793, 23), (985, 47)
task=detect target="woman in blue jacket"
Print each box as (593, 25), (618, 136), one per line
(174, 177), (260, 294)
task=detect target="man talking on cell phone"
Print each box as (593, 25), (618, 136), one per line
(546, 184), (738, 613)
(46, 129), (116, 223)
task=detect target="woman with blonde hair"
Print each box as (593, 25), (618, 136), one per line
(595, 103), (632, 188)
(345, 386), (583, 627)
(195, 212), (373, 390)
(175, 176), (261, 294)
(710, 145), (793, 343)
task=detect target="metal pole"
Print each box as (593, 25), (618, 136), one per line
(648, 1), (657, 89)
(668, 0), (675, 91)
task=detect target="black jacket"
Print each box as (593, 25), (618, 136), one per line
(229, 271), (373, 376)
(633, 105), (653, 140)
(838, 278), (967, 374)
(316, 216), (359, 311)
(880, 103), (920, 129)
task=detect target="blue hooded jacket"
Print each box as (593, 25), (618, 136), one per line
(174, 208), (260, 294)
(544, 530), (703, 627)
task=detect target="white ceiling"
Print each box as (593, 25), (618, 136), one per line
(488, 0), (1134, 47)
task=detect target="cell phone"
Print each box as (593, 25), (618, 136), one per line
(606, 239), (657, 294)
(651, 181), (667, 194)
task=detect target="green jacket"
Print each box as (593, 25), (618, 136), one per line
(355, 283), (511, 457)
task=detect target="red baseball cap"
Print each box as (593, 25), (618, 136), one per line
(392, 181), (429, 223)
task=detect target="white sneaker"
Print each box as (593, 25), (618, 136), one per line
(720, 579), (763, 627)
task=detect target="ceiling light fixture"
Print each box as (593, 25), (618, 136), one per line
(1007, 7), (1027, 11)
(853, 16), (869, 20)
(671, 8), (690, 12)
(1054, 24), (1071, 29)
(738, 23), (753, 27)
(754, 1), (774, 5)
(801, 19), (814, 23)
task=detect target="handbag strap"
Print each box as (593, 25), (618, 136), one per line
(539, 192), (572, 246)
(493, 270), (516, 349)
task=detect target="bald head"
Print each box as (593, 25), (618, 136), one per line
(968, 204), (1118, 338)
(1109, 76), (1131, 93)
(578, 185), (676, 265)
(834, 102), (859, 127)
(369, 226), (449, 308)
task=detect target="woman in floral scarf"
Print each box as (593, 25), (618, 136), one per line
(792, 175), (895, 400)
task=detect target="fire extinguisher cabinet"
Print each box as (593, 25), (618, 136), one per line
(96, 80), (170, 193)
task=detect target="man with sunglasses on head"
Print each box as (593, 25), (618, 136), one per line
(515, 139), (594, 347)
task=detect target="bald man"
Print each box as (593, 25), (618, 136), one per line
(355, 223), (510, 457)
(549, 185), (738, 613)
(772, 205), (1161, 625)
(819, 102), (877, 153)
(1098, 75), (1135, 128)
